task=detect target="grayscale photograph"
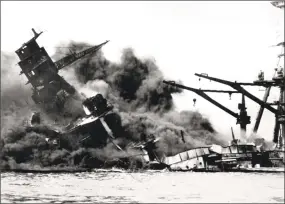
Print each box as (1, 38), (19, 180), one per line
(1, 1), (284, 203)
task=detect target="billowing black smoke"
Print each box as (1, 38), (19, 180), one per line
(56, 44), (182, 114)
(1, 43), (227, 171)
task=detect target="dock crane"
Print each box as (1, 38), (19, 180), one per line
(162, 2), (284, 155)
(194, 73), (278, 114)
(163, 33), (284, 147)
(194, 70), (284, 145)
(162, 80), (251, 134)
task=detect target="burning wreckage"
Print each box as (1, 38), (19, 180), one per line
(25, 94), (166, 170)
(15, 28), (109, 112)
(12, 28), (166, 171)
(7, 9), (285, 172)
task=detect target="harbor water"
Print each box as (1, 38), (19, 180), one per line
(1, 170), (284, 203)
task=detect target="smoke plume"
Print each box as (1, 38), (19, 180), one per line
(1, 42), (227, 171)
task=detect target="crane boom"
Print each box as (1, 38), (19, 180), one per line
(162, 80), (239, 118)
(54, 40), (109, 70)
(193, 89), (239, 94)
(195, 73), (278, 114)
(163, 80), (251, 132)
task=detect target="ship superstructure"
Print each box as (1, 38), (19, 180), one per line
(15, 28), (109, 112)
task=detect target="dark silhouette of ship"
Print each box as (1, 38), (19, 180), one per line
(15, 28), (109, 112)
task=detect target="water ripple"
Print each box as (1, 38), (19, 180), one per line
(1, 171), (284, 203)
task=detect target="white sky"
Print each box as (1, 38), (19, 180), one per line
(1, 1), (284, 140)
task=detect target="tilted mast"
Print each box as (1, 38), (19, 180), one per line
(15, 28), (109, 111)
(54, 40), (109, 71)
(271, 1), (285, 149)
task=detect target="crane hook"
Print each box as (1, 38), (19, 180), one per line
(193, 98), (197, 106)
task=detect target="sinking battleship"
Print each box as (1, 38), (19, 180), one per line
(13, 29), (127, 163)
(15, 28), (109, 112)
(13, 28), (163, 170)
